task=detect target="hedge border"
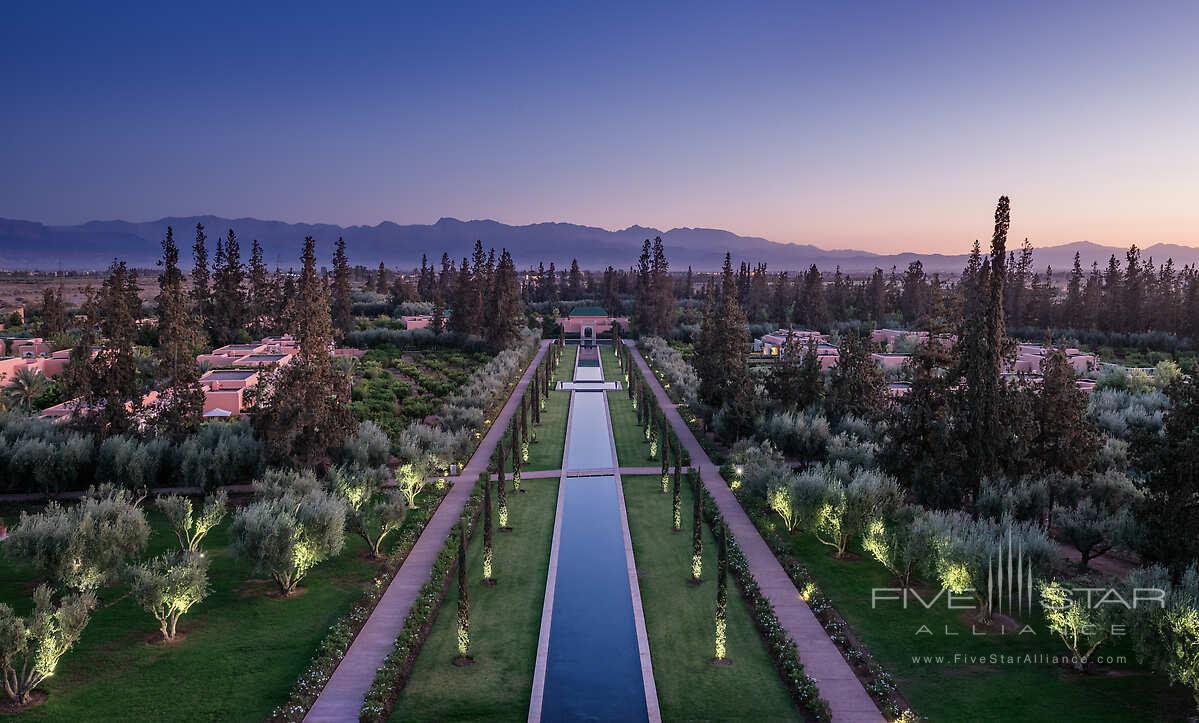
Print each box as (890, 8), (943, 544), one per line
(359, 479), (485, 721)
(268, 484), (451, 721)
(694, 480), (832, 722)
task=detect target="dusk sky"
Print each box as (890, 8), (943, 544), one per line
(3, 1), (1197, 253)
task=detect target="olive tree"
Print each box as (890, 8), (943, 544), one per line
(1126, 565), (1199, 711)
(1055, 498), (1133, 570)
(916, 510), (1056, 624)
(230, 488), (346, 596)
(862, 505), (933, 588)
(6, 487), (149, 592)
(1039, 578), (1125, 671)
(0, 585), (96, 705)
(810, 467), (902, 559)
(331, 466), (408, 559)
(395, 461), (430, 509)
(128, 552), (210, 642)
(156, 491), (228, 553)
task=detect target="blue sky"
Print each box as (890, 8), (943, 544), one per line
(2, 1), (1197, 252)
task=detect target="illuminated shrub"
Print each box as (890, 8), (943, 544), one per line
(231, 487), (346, 596)
(332, 467), (408, 559)
(915, 510), (1055, 624)
(861, 504), (932, 588)
(0, 585), (96, 705)
(156, 491), (228, 553)
(394, 461), (430, 509)
(1039, 578), (1123, 670)
(6, 486), (149, 592)
(129, 551), (210, 642)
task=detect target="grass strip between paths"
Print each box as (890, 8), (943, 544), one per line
(388, 478), (558, 722)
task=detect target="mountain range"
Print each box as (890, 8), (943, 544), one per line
(1, 216), (1196, 275)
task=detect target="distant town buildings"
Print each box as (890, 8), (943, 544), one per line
(753, 327), (1101, 395)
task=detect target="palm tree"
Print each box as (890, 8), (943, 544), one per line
(5, 367), (48, 412)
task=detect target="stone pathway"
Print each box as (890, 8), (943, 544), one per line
(305, 340), (552, 722)
(625, 341), (884, 723)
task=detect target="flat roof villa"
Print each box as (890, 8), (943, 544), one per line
(561, 306), (629, 342)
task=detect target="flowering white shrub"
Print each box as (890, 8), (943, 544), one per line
(641, 336), (700, 405)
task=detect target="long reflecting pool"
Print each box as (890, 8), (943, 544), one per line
(564, 392), (615, 470)
(532, 346), (655, 722)
(540, 474), (648, 722)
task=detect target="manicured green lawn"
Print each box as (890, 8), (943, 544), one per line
(622, 475), (800, 721)
(552, 346), (577, 384)
(391, 478), (559, 722)
(599, 343), (624, 382)
(501, 346), (573, 474)
(760, 507), (1188, 722)
(524, 391), (569, 472)
(607, 390), (659, 467)
(0, 497), (437, 722)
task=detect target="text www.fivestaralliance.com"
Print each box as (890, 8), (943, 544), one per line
(911, 654), (1127, 666)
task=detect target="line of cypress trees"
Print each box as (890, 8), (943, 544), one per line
(690, 474), (703, 583)
(714, 522), (729, 663)
(482, 473), (495, 586)
(454, 525), (472, 664)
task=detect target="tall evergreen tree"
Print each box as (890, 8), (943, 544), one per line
(247, 239), (272, 335)
(650, 237), (673, 333)
(690, 476), (703, 583)
(82, 260), (142, 438)
(484, 249), (524, 351)
(1135, 366), (1199, 578)
(331, 238), (353, 340)
(827, 331), (886, 419)
(153, 226), (205, 438)
(955, 196), (1011, 507)
(455, 526), (472, 663)
(252, 237), (353, 469)
(39, 287), (67, 338)
(210, 228), (246, 345)
(191, 223), (212, 333)
(482, 474), (495, 585)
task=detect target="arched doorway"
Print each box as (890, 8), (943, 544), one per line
(582, 326), (595, 347)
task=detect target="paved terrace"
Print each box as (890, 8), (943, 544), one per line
(305, 340), (552, 722)
(625, 340), (884, 723)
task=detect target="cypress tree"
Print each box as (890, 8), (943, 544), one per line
(672, 466), (682, 532)
(510, 427), (522, 493)
(660, 434), (671, 493)
(956, 196), (1012, 508)
(520, 395), (530, 460)
(482, 474), (496, 585)
(496, 446), (510, 530)
(454, 526), (472, 664)
(714, 522), (729, 663)
(690, 475), (703, 583)
(531, 375), (542, 425)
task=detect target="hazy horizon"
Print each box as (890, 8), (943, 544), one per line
(4, 1), (1198, 253)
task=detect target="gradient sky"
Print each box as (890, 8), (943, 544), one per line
(3, 1), (1197, 253)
